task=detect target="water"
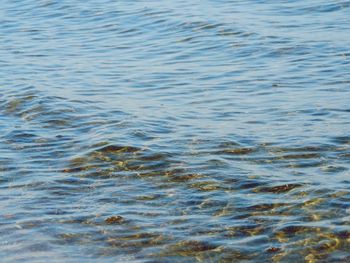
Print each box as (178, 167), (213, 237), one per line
(1, 0), (350, 262)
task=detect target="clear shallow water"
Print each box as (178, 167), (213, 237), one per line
(1, 0), (350, 262)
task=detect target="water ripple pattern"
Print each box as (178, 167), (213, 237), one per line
(1, 0), (350, 262)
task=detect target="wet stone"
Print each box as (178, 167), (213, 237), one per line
(105, 216), (125, 224)
(97, 145), (140, 153)
(244, 203), (286, 212)
(190, 181), (221, 191)
(266, 247), (281, 253)
(169, 173), (203, 182)
(279, 153), (321, 159)
(219, 147), (255, 155)
(255, 183), (303, 194)
(275, 225), (321, 238)
(165, 240), (218, 255)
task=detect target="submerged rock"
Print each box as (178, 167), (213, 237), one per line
(255, 183), (303, 194)
(165, 240), (219, 256)
(105, 216), (125, 224)
(97, 145), (140, 153)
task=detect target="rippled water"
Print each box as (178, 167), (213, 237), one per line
(1, 1), (350, 262)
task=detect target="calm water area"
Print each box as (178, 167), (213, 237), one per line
(1, 0), (350, 262)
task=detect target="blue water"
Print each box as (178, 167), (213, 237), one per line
(1, 1), (350, 262)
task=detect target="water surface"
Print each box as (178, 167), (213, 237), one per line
(1, 0), (350, 262)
